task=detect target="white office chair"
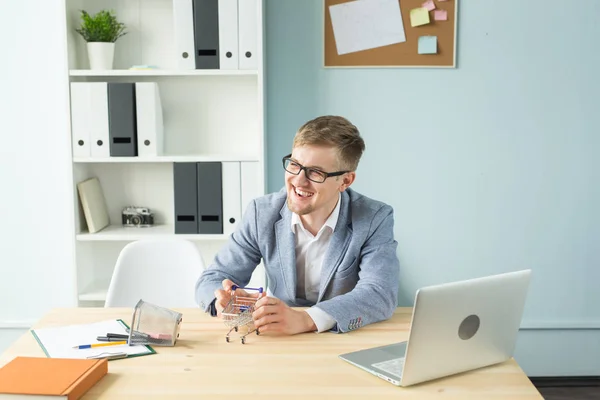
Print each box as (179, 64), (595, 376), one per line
(105, 239), (205, 308)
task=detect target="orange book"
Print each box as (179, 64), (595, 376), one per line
(0, 357), (107, 399)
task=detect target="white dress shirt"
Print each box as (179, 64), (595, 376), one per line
(291, 193), (341, 333)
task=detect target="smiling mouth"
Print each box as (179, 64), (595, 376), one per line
(294, 187), (314, 198)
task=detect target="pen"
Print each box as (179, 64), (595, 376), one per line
(106, 332), (142, 339)
(120, 331), (170, 340)
(72, 341), (128, 349)
(86, 352), (128, 360)
(97, 336), (129, 342)
(106, 333), (129, 339)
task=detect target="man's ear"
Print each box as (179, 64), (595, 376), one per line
(339, 172), (356, 192)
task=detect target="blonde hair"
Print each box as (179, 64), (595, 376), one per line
(293, 115), (365, 171)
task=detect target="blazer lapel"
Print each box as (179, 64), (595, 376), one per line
(274, 203), (297, 301)
(317, 191), (353, 303)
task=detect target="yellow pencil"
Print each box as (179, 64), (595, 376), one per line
(72, 341), (128, 349)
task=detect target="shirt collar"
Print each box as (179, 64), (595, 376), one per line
(291, 192), (342, 236)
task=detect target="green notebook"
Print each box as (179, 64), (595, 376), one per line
(31, 319), (155, 360)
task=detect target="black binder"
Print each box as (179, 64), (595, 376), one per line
(197, 162), (223, 234)
(173, 162), (198, 234)
(107, 83), (137, 157)
(192, 0), (220, 69)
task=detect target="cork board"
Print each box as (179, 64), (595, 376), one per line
(324, 0), (457, 68)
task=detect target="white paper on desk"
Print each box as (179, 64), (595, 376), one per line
(31, 319), (153, 359)
(329, 0), (406, 55)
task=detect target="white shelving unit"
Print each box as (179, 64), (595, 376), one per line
(64, 0), (266, 305)
(73, 155), (259, 163)
(69, 69), (258, 77)
(75, 225), (227, 242)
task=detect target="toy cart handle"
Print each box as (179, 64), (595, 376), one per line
(231, 285), (264, 293)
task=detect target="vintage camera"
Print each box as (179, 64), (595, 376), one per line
(122, 206), (154, 227)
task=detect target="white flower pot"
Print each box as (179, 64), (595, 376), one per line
(87, 42), (115, 70)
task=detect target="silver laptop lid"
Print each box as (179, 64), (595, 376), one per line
(400, 269), (531, 386)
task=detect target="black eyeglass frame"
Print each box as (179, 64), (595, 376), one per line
(281, 154), (350, 183)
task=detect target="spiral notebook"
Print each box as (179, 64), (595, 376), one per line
(30, 319), (155, 360)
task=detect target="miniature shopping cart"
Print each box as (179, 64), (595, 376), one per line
(222, 285), (264, 344)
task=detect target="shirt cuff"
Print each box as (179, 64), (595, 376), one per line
(305, 306), (336, 333)
(209, 298), (217, 317)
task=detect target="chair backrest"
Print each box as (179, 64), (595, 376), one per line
(105, 239), (205, 308)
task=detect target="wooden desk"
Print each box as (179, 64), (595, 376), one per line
(0, 308), (542, 399)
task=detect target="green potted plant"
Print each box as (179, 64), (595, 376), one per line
(75, 10), (127, 70)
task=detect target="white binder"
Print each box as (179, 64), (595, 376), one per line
(218, 0), (239, 69)
(222, 161), (241, 235)
(172, 0), (196, 70)
(88, 83), (109, 158)
(241, 161), (261, 216)
(69, 83), (91, 157)
(238, 0), (258, 70)
(135, 82), (164, 157)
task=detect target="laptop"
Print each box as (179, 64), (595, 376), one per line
(339, 269), (531, 387)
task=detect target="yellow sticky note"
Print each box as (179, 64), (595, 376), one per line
(410, 7), (430, 27)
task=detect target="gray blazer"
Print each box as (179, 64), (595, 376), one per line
(194, 187), (400, 333)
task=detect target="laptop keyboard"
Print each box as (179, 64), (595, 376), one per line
(371, 357), (405, 379)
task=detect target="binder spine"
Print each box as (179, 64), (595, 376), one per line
(218, 0), (239, 69)
(107, 83), (138, 157)
(69, 82), (91, 157)
(192, 0), (220, 69)
(197, 162), (223, 234)
(238, 0), (258, 70)
(89, 82), (109, 158)
(222, 161), (241, 235)
(135, 82), (164, 157)
(173, 162), (199, 234)
(172, 0), (196, 70)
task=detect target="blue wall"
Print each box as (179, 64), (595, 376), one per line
(265, 0), (599, 376)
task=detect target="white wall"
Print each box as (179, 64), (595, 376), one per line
(0, 0), (77, 337)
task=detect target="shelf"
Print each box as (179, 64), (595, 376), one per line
(76, 224), (229, 241)
(69, 69), (258, 77)
(78, 280), (110, 302)
(73, 155), (260, 163)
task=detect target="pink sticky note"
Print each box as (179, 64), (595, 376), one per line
(434, 9), (447, 21)
(422, 0), (435, 11)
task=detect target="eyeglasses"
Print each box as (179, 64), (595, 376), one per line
(282, 154), (349, 183)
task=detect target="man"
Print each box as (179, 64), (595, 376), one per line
(194, 115), (400, 334)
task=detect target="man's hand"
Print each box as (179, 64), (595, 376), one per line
(252, 296), (317, 335)
(213, 279), (261, 318)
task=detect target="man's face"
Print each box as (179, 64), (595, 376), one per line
(285, 145), (350, 216)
